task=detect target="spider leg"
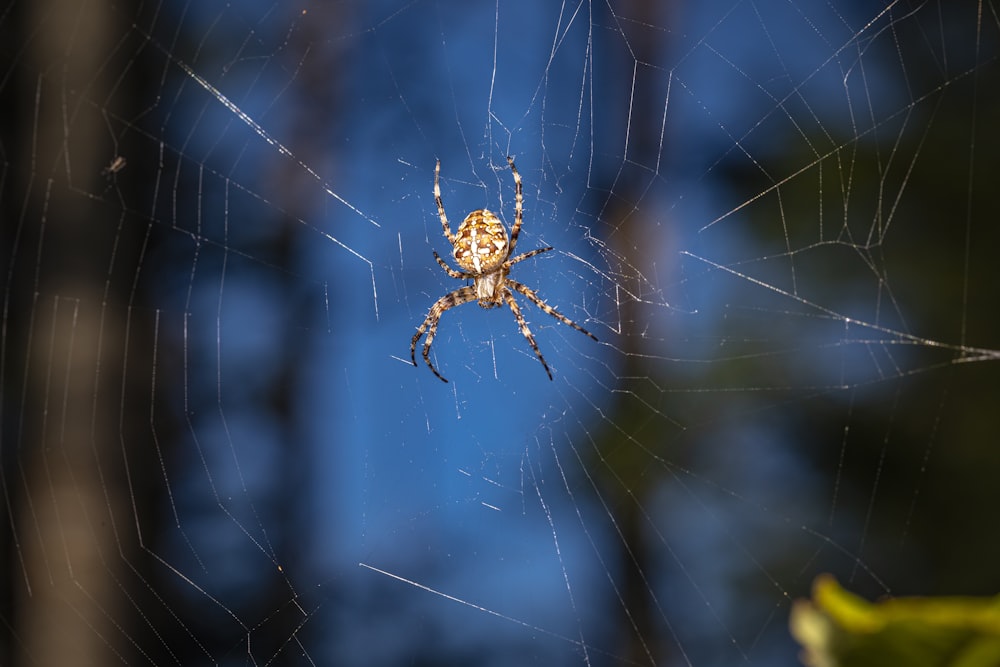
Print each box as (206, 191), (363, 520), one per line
(433, 251), (474, 280)
(506, 157), (524, 254)
(506, 246), (553, 268)
(434, 160), (457, 245)
(508, 280), (598, 341)
(502, 288), (553, 381)
(411, 285), (477, 382)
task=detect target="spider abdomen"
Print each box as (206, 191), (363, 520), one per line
(454, 209), (509, 274)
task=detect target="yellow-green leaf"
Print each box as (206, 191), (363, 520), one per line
(791, 575), (1000, 667)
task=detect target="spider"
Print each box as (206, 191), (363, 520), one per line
(410, 157), (597, 382)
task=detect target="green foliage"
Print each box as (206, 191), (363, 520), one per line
(791, 575), (1000, 667)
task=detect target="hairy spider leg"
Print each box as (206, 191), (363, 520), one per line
(410, 285), (477, 382)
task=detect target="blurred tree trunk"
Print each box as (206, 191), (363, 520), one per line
(590, 0), (683, 663)
(3, 1), (145, 665)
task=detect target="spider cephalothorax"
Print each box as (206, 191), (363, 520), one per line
(410, 157), (597, 382)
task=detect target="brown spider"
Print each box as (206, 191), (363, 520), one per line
(410, 157), (597, 382)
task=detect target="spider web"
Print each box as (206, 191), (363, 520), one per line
(2, 0), (999, 665)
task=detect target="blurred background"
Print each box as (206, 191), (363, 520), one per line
(2, 0), (998, 665)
